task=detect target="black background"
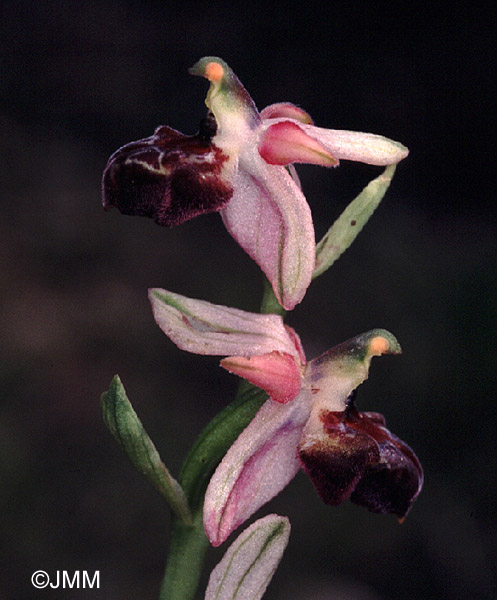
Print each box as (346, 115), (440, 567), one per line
(1, 1), (495, 599)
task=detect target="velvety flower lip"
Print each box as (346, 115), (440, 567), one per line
(102, 116), (233, 227)
(146, 289), (423, 547)
(298, 399), (424, 522)
(103, 57), (409, 310)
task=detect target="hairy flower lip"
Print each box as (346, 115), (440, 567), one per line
(299, 404), (423, 520)
(102, 125), (233, 227)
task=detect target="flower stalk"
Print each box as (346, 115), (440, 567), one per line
(100, 56), (420, 600)
(159, 379), (270, 599)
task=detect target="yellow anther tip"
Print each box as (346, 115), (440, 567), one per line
(205, 61), (224, 82)
(369, 336), (390, 356)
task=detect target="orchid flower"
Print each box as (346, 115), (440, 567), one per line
(103, 57), (409, 310)
(149, 289), (423, 547)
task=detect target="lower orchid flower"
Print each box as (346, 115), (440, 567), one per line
(149, 289), (423, 547)
(103, 57), (409, 310)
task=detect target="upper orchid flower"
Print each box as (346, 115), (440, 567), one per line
(149, 289), (423, 546)
(103, 57), (409, 310)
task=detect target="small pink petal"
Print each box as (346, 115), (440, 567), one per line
(260, 102), (314, 124)
(259, 121), (338, 167)
(221, 351), (301, 404)
(204, 394), (311, 546)
(284, 325), (306, 364)
(261, 119), (409, 166)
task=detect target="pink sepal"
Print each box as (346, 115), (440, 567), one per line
(203, 393), (311, 546)
(220, 351), (301, 404)
(259, 121), (338, 167)
(148, 288), (299, 357)
(221, 164), (315, 311)
(300, 123), (409, 165)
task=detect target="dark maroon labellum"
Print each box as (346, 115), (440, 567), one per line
(102, 121), (233, 227)
(298, 406), (423, 520)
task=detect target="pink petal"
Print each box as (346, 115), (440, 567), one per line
(284, 325), (306, 364)
(221, 159), (315, 311)
(148, 288), (299, 358)
(220, 351), (302, 404)
(262, 118), (409, 166)
(203, 393), (311, 546)
(260, 102), (313, 124)
(259, 121), (338, 167)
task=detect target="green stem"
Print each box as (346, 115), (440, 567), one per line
(159, 385), (268, 599)
(159, 511), (209, 600)
(259, 277), (286, 317)
(159, 278), (285, 600)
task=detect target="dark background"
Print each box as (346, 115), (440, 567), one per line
(1, 1), (495, 598)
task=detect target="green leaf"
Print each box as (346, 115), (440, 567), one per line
(313, 164), (397, 279)
(101, 375), (192, 525)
